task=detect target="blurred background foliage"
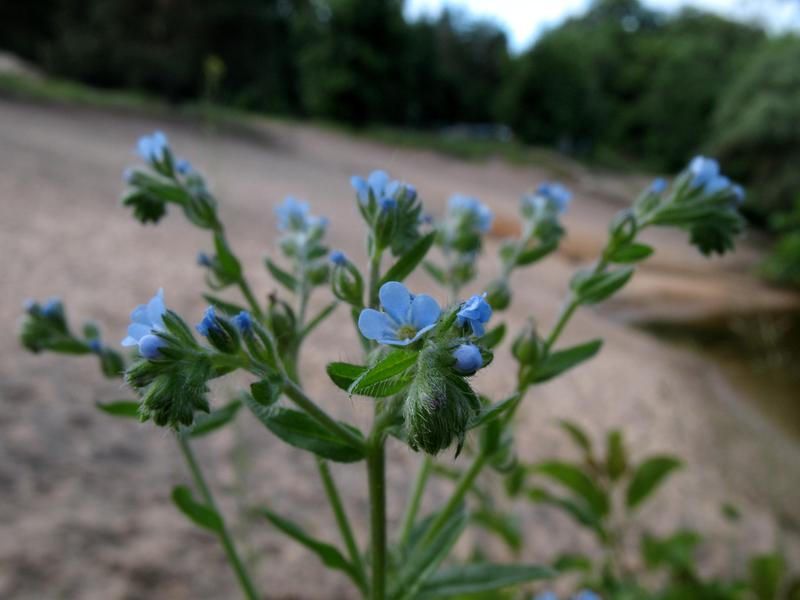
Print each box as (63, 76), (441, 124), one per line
(1, 0), (799, 278)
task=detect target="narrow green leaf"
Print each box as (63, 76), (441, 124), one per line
(213, 232), (242, 280)
(557, 420), (592, 455)
(250, 377), (282, 407)
(260, 507), (361, 583)
(531, 339), (603, 384)
(528, 487), (604, 534)
(467, 393), (519, 430)
(626, 456), (683, 510)
(516, 239), (558, 266)
(96, 399), (140, 418)
(202, 294), (248, 316)
(171, 485), (223, 533)
(244, 396), (365, 462)
(392, 506), (469, 600)
(553, 553), (593, 573)
(471, 510), (523, 553)
(482, 323), (506, 349)
(416, 563), (554, 599)
(606, 430), (627, 481)
(533, 461), (608, 516)
(326, 361), (367, 392)
(575, 267), (634, 305)
(301, 301), (338, 339)
(750, 553), (785, 600)
(381, 232), (436, 285)
(348, 350), (417, 398)
(189, 399), (242, 437)
(264, 257), (297, 291)
(609, 242), (654, 263)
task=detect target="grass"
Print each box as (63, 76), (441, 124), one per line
(0, 71), (578, 176)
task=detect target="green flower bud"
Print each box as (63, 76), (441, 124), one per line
(485, 279), (512, 311)
(512, 320), (545, 366)
(331, 252), (364, 307)
(267, 294), (297, 346)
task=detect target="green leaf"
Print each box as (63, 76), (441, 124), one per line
(533, 461), (608, 516)
(244, 396), (365, 462)
(264, 257), (297, 291)
(482, 323), (506, 349)
(348, 350), (417, 398)
(609, 242), (654, 263)
(250, 377), (282, 407)
(553, 553), (593, 573)
(750, 553), (785, 600)
(516, 239), (558, 266)
(391, 506), (469, 600)
(557, 420), (592, 456)
(260, 507), (361, 584)
(467, 394), (519, 430)
(528, 488), (604, 535)
(423, 260), (446, 285)
(202, 294), (248, 316)
(606, 430), (627, 481)
(626, 456), (683, 510)
(574, 266), (634, 305)
(471, 510), (523, 553)
(213, 232), (242, 281)
(530, 339), (603, 383)
(642, 530), (702, 572)
(96, 399), (140, 418)
(301, 301), (338, 339)
(416, 563), (554, 599)
(326, 361), (367, 391)
(189, 399), (242, 437)
(171, 485), (223, 533)
(381, 232), (436, 285)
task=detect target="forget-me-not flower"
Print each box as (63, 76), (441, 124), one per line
(330, 250), (347, 266)
(175, 158), (192, 175)
(448, 195), (494, 233)
(533, 592), (559, 600)
(536, 182), (572, 212)
(456, 293), (492, 337)
(232, 311), (253, 335)
(351, 170), (415, 206)
(122, 289), (167, 359)
(196, 306), (222, 337)
(41, 297), (62, 318)
(687, 155), (744, 203)
(650, 178), (668, 194)
(358, 282), (440, 346)
(452, 343), (483, 374)
(137, 131), (168, 163)
(275, 196), (311, 231)
(573, 590), (601, 600)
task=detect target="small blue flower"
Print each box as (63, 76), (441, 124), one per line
(232, 311), (253, 335)
(197, 252), (213, 267)
(358, 282), (440, 346)
(351, 170), (414, 206)
(123, 167), (135, 184)
(23, 299), (36, 314)
(688, 155), (720, 189)
(650, 178), (668, 194)
(41, 297), (62, 318)
(137, 131), (168, 163)
(452, 344), (483, 374)
(274, 196), (310, 231)
(330, 250), (347, 266)
(89, 338), (103, 353)
(731, 184), (746, 203)
(536, 182), (572, 212)
(448, 195), (494, 233)
(534, 592), (559, 600)
(122, 289), (167, 359)
(175, 158), (192, 175)
(379, 197), (397, 212)
(456, 294), (492, 337)
(572, 590), (601, 600)
(196, 306), (222, 337)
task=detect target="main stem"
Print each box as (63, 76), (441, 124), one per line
(366, 425), (387, 600)
(178, 433), (260, 600)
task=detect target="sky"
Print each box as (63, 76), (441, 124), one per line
(405, 0), (800, 51)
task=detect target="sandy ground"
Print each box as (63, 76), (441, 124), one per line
(1, 98), (799, 599)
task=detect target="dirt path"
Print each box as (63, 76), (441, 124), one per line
(1, 99), (798, 599)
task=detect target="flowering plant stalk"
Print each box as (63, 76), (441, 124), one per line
(19, 132), (746, 600)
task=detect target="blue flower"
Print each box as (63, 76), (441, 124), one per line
(534, 592), (559, 600)
(731, 184), (745, 203)
(688, 155), (720, 189)
(89, 338), (103, 353)
(274, 196), (310, 231)
(358, 282), (441, 346)
(572, 590), (600, 600)
(536, 182), (572, 212)
(232, 311), (253, 335)
(379, 197), (397, 212)
(137, 131), (168, 163)
(196, 306), (222, 337)
(650, 178), (668, 194)
(176, 158), (192, 175)
(452, 344), (483, 374)
(351, 170), (414, 206)
(448, 195), (494, 233)
(330, 250), (347, 266)
(197, 252), (213, 267)
(41, 297), (62, 318)
(122, 289), (167, 359)
(456, 294), (492, 337)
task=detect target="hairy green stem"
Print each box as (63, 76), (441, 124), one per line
(398, 456), (432, 547)
(317, 459), (367, 594)
(177, 433), (260, 600)
(368, 249), (383, 309)
(238, 278), (263, 319)
(366, 427), (387, 600)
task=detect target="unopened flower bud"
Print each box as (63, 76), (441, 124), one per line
(452, 344), (483, 375)
(512, 321), (545, 366)
(196, 306), (240, 354)
(485, 279), (512, 311)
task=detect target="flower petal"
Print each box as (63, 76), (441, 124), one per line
(126, 323), (151, 342)
(410, 294), (441, 329)
(408, 322), (437, 343)
(358, 309), (396, 341)
(146, 289), (165, 327)
(368, 170), (390, 196)
(379, 282), (413, 325)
